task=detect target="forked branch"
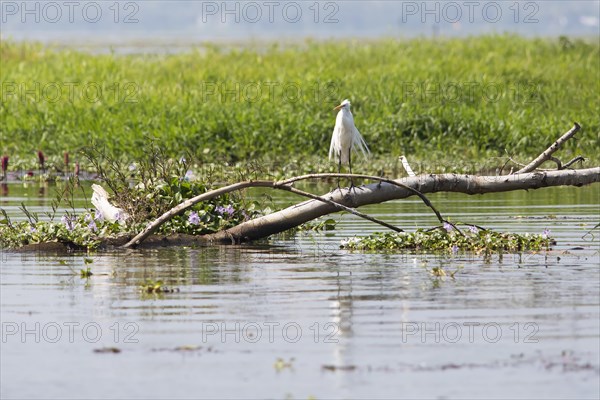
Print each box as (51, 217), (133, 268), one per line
(514, 123), (581, 174)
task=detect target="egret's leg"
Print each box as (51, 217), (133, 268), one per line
(349, 151), (355, 191)
(337, 153), (342, 192)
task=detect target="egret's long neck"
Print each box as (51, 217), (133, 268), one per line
(337, 106), (349, 117)
(339, 107), (352, 120)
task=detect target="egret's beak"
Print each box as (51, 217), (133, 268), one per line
(333, 104), (343, 111)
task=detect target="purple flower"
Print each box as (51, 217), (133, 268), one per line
(94, 209), (104, 222)
(61, 215), (74, 231)
(85, 215), (97, 232)
(87, 220), (97, 232)
(188, 211), (200, 225)
(469, 226), (479, 234)
(215, 205), (235, 216)
(451, 244), (459, 254)
(443, 222), (453, 232)
(542, 228), (551, 239)
(183, 170), (194, 181)
(223, 204), (234, 216)
(29, 226), (36, 233)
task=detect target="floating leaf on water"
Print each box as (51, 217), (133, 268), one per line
(322, 365), (357, 372)
(274, 357), (294, 372)
(94, 347), (121, 354)
(80, 268), (93, 278)
(174, 345), (202, 352)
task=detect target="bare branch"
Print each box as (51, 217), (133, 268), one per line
(562, 156), (585, 169)
(277, 173), (447, 224)
(399, 155), (417, 176)
(548, 156), (562, 169)
(514, 123), (581, 174)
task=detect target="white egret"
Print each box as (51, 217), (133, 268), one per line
(91, 184), (128, 224)
(328, 99), (370, 189)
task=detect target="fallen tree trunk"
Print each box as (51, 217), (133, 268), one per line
(118, 122), (597, 248)
(205, 167), (599, 244)
(123, 172), (453, 248)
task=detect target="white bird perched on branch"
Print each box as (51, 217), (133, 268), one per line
(91, 184), (128, 224)
(328, 99), (370, 189)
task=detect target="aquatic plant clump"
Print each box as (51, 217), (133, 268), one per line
(0, 203), (253, 250)
(0, 213), (107, 250)
(0, 177), (262, 250)
(340, 228), (554, 253)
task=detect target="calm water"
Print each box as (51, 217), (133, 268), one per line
(1, 183), (599, 399)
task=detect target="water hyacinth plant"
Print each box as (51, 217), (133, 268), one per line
(340, 226), (554, 253)
(0, 145), (266, 250)
(0, 211), (111, 250)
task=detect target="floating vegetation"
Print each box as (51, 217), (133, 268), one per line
(430, 266), (447, 278)
(139, 280), (180, 294)
(340, 227), (554, 253)
(93, 347), (121, 354)
(274, 357), (295, 372)
(0, 146), (267, 250)
(79, 268), (93, 278)
(151, 345), (215, 353)
(322, 365), (357, 372)
(0, 212), (120, 250)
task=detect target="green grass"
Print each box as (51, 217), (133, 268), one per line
(1, 35), (598, 175)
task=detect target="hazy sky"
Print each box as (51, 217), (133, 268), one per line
(1, 0), (599, 44)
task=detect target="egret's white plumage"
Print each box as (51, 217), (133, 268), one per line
(91, 184), (128, 224)
(328, 99), (370, 166)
